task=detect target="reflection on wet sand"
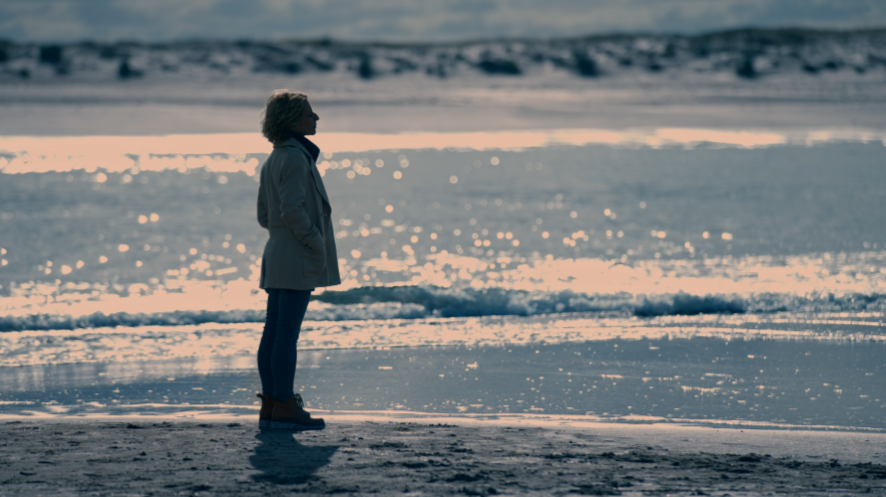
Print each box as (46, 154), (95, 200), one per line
(2, 332), (883, 431)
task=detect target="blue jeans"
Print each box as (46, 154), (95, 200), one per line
(257, 288), (312, 401)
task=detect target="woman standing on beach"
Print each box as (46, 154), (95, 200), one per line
(255, 90), (341, 430)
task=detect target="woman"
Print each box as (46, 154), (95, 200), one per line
(255, 90), (341, 430)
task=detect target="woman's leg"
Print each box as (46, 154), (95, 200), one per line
(271, 288), (313, 401)
(257, 288), (280, 396)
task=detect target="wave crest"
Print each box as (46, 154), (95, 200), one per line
(3, 285), (883, 332)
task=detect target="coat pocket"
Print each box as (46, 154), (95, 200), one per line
(302, 244), (327, 278)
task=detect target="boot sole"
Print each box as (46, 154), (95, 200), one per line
(260, 419), (326, 431)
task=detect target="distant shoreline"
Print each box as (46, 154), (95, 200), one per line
(2, 27), (885, 84)
(2, 25), (885, 136)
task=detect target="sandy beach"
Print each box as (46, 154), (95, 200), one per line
(2, 415), (886, 496)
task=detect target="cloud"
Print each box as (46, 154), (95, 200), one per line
(0, 0), (882, 43)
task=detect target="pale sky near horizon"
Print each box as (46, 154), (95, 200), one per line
(0, 0), (883, 43)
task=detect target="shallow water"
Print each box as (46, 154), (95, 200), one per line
(2, 332), (884, 431)
(1, 311), (884, 430)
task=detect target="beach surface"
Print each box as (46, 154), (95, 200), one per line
(2, 415), (886, 496)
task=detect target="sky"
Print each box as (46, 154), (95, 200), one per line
(0, 0), (883, 43)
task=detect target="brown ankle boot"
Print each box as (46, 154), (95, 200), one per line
(256, 393), (275, 429)
(269, 393), (325, 430)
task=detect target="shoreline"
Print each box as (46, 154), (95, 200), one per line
(4, 411), (886, 463)
(5, 407), (886, 437)
(2, 334), (884, 436)
(2, 416), (885, 495)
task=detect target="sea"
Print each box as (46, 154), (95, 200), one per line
(0, 30), (884, 432)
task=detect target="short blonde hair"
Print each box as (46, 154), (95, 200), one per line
(261, 90), (308, 143)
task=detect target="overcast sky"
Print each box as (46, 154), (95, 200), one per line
(1, 0), (883, 43)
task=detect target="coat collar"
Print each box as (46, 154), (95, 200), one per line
(274, 134), (320, 161)
(273, 137), (331, 209)
(273, 136), (308, 153)
(291, 133), (320, 161)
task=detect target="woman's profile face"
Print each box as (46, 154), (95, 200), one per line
(292, 101), (319, 135)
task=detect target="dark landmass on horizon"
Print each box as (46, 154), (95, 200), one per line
(1, 27), (885, 82)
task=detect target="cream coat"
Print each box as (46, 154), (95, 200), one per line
(257, 137), (341, 290)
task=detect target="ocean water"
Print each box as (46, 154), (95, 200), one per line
(0, 131), (884, 430)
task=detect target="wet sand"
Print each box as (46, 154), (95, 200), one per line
(2, 416), (885, 496)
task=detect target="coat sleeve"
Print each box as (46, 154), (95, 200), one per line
(256, 165), (269, 229)
(278, 150), (324, 251)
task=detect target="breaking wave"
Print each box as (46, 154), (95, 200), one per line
(1, 286), (883, 332)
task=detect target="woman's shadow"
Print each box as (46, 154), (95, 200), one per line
(249, 430), (339, 484)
